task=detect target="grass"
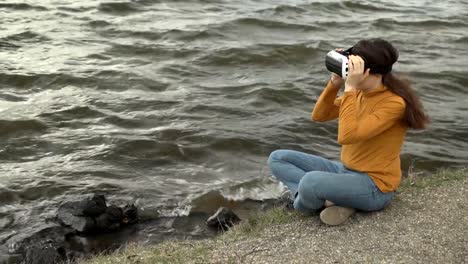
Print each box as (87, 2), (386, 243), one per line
(82, 168), (466, 264)
(399, 167), (466, 191)
(83, 242), (212, 264)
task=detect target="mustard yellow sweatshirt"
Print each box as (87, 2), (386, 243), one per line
(312, 80), (408, 192)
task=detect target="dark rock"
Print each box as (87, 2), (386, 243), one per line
(206, 207), (241, 231)
(57, 194), (107, 217)
(22, 240), (66, 264)
(95, 205), (123, 232)
(5, 225), (73, 264)
(105, 205), (124, 223)
(57, 202), (96, 233)
(57, 194), (110, 233)
(81, 194), (107, 216)
(122, 203), (138, 224)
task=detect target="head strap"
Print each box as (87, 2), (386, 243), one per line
(340, 46), (393, 74)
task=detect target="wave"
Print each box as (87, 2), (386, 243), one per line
(0, 70), (170, 91)
(236, 86), (308, 106)
(454, 36), (468, 43)
(56, 5), (96, 12)
(88, 20), (113, 28)
(100, 139), (194, 165)
(219, 17), (321, 31)
(303, 1), (424, 14)
(103, 43), (198, 61)
(255, 4), (308, 15)
(97, 1), (147, 14)
(0, 72), (83, 90)
(0, 31), (50, 46)
(0, 3), (47, 11)
(193, 42), (322, 66)
(184, 178), (282, 215)
(183, 103), (255, 118)
(0, 119), (48, 137)
(39, 105), (106, 120)
(372, 18), (468, 29)
(98, 27), (224, 42)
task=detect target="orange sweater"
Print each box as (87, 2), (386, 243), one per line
(312, 81), (408, 192)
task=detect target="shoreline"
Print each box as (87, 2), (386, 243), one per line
(83, 168), (467, 263)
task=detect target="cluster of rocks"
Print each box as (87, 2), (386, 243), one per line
(7, 194), (139, 264)
(9, 194), (243, 264)
(57, 194), (138, 233)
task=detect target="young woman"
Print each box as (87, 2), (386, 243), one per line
(268, 38), (429, 225)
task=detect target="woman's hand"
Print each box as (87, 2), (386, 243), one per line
(330, 73), (344, 87)
(345, 55), (370, 92)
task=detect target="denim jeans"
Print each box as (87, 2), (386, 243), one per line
(267, 149), (395, 212)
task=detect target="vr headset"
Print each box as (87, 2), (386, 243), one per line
(325, 47), (392, 79)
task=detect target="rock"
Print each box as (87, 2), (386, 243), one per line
(57, 197), (139, 234)
(206, 207), (241, 231)
(22, 240), (66, 264)
(95, 205), (123, 232)
(57, 194), (107, 218)
(81, 194), (107, 216)
(122, 203), (138, 224)
(56, 194), (110, 233)
(57, 202), (96, 233)
(5, 225), (73, 264)
(57, 207), (95, 233)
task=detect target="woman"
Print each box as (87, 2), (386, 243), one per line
(268, 38), (429, 226)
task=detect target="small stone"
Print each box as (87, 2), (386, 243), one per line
(122, 203), (138, 224)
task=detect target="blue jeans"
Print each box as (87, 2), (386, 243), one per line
(267, 149), (395, 212)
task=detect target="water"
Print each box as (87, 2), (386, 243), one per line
(1, 0), (467, 258)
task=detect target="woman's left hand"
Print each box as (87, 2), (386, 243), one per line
(345, 55), (370, 92)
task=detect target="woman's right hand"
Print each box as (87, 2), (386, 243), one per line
(330, 73), (344, 87)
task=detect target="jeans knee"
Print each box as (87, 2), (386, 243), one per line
(267, 149), (287, 166)
(298, 172), (322, 201)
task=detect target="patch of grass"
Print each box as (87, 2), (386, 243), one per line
(400, 168), (466, 191)
(221, 206), (303, 240)
(82, 241), (213, 264)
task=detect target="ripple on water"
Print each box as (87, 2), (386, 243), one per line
(0, 3), (48, 11)
(0, 119), (48, 137)
(97, 1), (147, 14)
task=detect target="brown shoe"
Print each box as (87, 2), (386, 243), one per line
(320, 206), (356, 226)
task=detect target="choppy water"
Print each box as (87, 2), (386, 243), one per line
(1, 0), (468, 258)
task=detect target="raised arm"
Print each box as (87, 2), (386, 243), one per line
(311, 80), (341, 122)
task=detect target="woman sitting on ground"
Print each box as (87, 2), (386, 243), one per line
(268, 38), (429, 226)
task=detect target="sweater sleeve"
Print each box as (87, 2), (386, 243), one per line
(338, 92), (405, 145)
(311, 81), (341, 122)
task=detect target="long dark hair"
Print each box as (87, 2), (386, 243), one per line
(351, 38), (430, 130)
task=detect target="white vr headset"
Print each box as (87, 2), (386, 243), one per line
(325, 50), (350, 79)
